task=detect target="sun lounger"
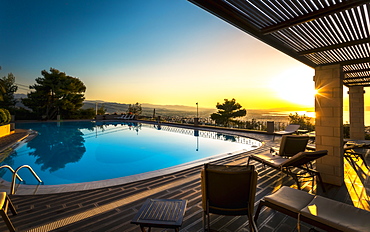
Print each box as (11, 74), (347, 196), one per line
(254, 186), (370, 232)
(270, 135), (309, 157)
(247, 150), (328, 191)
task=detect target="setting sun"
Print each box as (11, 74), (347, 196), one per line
(270, 67), (315, 107)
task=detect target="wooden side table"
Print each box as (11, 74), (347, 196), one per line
(131, 198), (187, 232)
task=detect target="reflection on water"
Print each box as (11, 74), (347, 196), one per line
(8, 122), (95, 172)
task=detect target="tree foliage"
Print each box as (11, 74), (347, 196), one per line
(210, 98), (247, 127)
(97, 104), (106, 115)
(0, 73), (18, 110)
(22, 68), (86, 120)
(288, 112), (314, 131)
(0, 108), (11, 125)
(127, 102), (142, 115)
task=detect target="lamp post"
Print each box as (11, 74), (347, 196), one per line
(194, 102), (199, 126)
(196, 102), (198, 118)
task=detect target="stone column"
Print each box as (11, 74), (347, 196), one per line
(348, 86), (365, 140)
(314, 64), (344, 186)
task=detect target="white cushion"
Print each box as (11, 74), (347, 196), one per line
(264, 186), (314, 213)
(300, 195), (370, 232)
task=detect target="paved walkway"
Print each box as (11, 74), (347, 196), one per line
(0, 123), (368, 232)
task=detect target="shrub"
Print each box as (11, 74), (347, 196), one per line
(0, 108), (10, 125)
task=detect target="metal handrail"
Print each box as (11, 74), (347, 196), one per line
(10, 165), (43, 195)
(0, 165), (23, 182)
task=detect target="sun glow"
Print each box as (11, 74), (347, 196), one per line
(270, 67), (315, 106)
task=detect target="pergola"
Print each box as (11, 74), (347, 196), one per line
(188, 0), (370, 186)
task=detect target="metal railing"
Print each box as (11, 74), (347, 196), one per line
(0, 165), (43, 195)
(0, 165), (23, 182)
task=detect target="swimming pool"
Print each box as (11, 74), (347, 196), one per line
(0, 121), (261, 185)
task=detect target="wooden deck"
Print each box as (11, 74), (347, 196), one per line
(0, 128), (369, 232)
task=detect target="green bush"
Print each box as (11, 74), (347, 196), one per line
(0, 108), (10, 125)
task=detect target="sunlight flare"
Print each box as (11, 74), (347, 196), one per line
(270, 67), (315, 107)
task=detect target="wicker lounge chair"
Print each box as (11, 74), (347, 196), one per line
(201, 164), (258, 232)
(254, 186), (370, 232)
(248, 150), (328, 191)
(270, 135), (309, 157)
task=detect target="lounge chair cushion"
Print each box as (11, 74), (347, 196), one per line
(264, 186), (314, 213)
(300, 195), (370, 232)
(279, 150), (328, 168)
(249, 152), (288, 168)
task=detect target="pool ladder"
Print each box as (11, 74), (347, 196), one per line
(0, 165), (43, 194)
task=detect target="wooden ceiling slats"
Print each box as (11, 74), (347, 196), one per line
(345, 79), (370, 85)
(246, 0), (286, 23)
(298, 39), (369, 55)
(281, 0), (304, 17)
(357, 44), (368, 59)
(275, 29), (311, 52)
(302, 22), (329, 49)
(231, 0), (273, 27)
(310, 20), (334, 48)
(294, 0), (309, 14)
(188, 0), (369, 87)
(271, 0), (295, 20)
(332, 13), (352, 42)
(345, 73), (370, 79)
(344, 68), (370, 73)
(353, 7), (365, 39)
(273, 31), (302, 51)
(290, 25), (320, 51)
(343, 10), (358, 41)
(261, 0), (368, 34)
(361, 5), (370, 38)
(319, 17), (341, 45)
(356, 6), (368, 39)
(260, 0), (288, 21)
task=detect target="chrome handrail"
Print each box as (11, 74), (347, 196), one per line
(0, 165), (23, 182)
(10, 165), (43, 195)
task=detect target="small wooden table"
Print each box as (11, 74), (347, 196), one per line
(131, 198), (187, 232)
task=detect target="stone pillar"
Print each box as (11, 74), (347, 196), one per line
(314, 64), (344, 186)
(348, 86), (365, 140)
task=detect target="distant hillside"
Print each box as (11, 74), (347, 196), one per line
(83, 100), (216, 117)
(14, 95), (311, 120)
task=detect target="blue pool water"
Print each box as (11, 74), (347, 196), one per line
(0, 121), (261, 185)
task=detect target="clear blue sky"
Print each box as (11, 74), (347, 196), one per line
(1, 0), (322, 110)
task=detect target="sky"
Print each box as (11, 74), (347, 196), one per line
(0, 0), (354, 112)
